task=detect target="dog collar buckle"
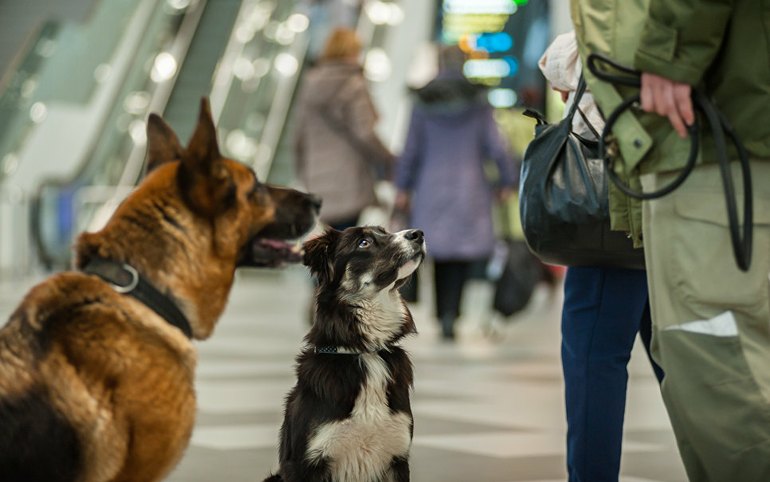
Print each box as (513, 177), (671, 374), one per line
(110, 264), (139, 294)
(84, 260), (139, 294)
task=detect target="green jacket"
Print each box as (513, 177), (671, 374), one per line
(570, 0), (770, 245)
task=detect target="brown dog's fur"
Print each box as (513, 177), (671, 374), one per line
(0, 100), (318, 482)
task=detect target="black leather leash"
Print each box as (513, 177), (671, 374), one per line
(82, 258), (193, 338)
(586, 53), (753, 272)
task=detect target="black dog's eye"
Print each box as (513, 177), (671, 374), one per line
(358, 238), (372, 249)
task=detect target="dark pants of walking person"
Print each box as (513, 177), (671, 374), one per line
(561, 266), (664, 482)
(433, 259), (479, 339)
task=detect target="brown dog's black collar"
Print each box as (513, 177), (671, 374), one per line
(82, 259), (193, 339)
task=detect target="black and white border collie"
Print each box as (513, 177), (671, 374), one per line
(265, 226), (426, 482)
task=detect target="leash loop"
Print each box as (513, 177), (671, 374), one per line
(586, 53), (753, 271)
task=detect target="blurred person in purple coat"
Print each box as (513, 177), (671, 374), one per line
(394, 45), (517, 340)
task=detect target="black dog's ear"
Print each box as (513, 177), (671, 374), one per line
(303, 229), (340, 283)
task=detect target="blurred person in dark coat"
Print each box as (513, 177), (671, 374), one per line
(394, 45), (517, 340)
(294, 27), (393, 230)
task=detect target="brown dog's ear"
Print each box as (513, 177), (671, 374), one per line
(303, 229), (340, 284)
(178, 98), (235, 217)
(185, 98), (221, 169)
(145, 113), (184, 174)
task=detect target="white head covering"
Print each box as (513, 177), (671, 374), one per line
(538, 31), (605, 138)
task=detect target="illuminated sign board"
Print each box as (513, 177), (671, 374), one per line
(435, 0), (547, 109)
(443, 0), (519, 15)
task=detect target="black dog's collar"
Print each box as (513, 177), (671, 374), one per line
(314, 346), (366, 355)
(82, 258), (193, 339)
(313, 345), (394, 355)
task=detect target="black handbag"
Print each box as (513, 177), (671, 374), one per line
(492, 238), (543, 318)
(518, 76), (646, 270)
(489, 201), (545, 318)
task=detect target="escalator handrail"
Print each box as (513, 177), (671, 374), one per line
(204, 0), (311, 180)
(208, 0), (262, 124)
(253, 27), (309, 180)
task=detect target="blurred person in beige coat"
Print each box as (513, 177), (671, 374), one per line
(293, 27), (394, 230)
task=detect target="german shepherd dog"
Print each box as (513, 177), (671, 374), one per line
(0, 99), (319, 482)
(266, 226), (425, 482)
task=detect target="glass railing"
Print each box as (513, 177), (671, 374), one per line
(0, 21), (61, 185)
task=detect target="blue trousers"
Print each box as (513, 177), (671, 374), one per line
(562, 266), (663, 482)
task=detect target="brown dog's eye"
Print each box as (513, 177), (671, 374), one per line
(358, 238), (372, 249)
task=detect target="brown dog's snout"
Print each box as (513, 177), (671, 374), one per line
(405, 229), (424, 244)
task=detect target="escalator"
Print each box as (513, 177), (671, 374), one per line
(162, 0), (241, 141)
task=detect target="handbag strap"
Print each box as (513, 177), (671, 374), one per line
(522, 75), (594, 132)
(565, 75), (589, 122)
(576, 106), (601, 139)
(568, 75), (603, 141)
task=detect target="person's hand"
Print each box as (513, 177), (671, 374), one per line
(552, 87), (570, 103)
(394, 191), (410, 213)
(640, 72), (694, 139)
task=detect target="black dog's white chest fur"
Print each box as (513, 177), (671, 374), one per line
(304, 351), (412, 482)
(266, 227), (425, 482)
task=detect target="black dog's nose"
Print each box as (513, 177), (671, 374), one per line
(405, 229), (424, 243)
(306, 194), (322, 213)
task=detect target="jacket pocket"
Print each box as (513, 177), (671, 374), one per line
(674, 192), (770, 227)
(670, 191), (770, 311)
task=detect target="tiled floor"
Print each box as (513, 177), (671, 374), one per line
(0, 266), (688, 482)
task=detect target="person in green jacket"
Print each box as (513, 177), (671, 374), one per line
(571, 0), (770, 480)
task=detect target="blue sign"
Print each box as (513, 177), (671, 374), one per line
(476, 32), (513, 53)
